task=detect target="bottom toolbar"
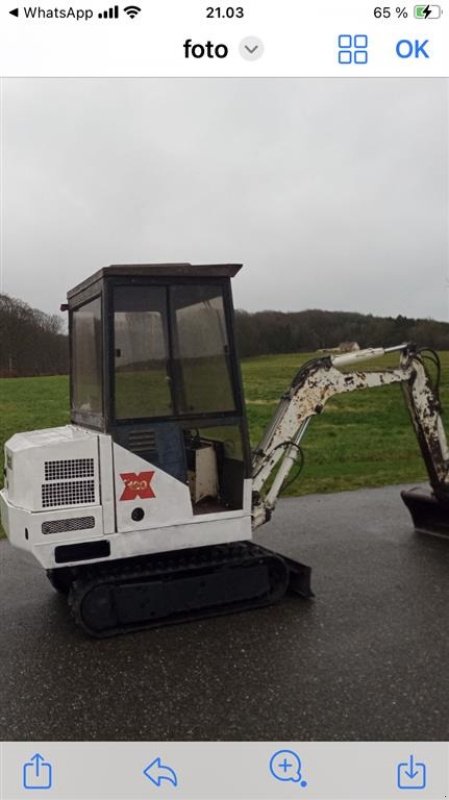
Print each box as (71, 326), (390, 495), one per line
(0, 742), (448, 799)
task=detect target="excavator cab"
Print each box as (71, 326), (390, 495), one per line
(68, 263), (252, 514)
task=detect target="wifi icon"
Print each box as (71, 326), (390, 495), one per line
(123, 4), (141, 17)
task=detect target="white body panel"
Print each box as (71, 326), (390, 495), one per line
(113, 443), (193, 531)
(1, 424), (253, 570)
(5, 426), (100, 511)
(0, 492), (104, 551)
(98, 434), (115, 534)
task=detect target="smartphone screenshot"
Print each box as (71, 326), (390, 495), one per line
(0, 1), (448, 798)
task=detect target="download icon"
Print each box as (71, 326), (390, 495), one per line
(397, 755), (427, 790)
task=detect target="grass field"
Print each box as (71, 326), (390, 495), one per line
(1, 351), (447, 537)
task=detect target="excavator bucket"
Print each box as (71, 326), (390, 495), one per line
(401, 487), (449, 538)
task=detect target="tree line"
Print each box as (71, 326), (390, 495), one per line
(2, 292), (449, 377)
(0, 293), (68, 377)
(235, 309), (449, 357)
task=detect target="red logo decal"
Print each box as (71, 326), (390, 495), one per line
(120, 471), (155, 501)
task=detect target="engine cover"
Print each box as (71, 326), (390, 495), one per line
(5, 425), (100, 512)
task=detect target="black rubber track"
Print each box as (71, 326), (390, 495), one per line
(68, 541), (309, 638)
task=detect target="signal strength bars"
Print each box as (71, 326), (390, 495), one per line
(97, 4), (141, 18)
(98, 5), (119, 18)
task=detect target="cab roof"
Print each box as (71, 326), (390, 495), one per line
(68, 263), (243, 299)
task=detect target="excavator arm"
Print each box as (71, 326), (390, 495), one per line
(251, 343), (449, 533)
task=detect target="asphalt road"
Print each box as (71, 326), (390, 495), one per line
(1, 484), (449, 741)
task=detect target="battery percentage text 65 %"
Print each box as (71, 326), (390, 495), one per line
(374, 6), (409, 17)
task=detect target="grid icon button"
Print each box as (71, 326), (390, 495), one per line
(337, 34), (369, 65)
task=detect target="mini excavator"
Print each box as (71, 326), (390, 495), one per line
(1, 264), (448, 636)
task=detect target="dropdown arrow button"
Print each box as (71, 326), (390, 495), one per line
(239, 36), (264, 61)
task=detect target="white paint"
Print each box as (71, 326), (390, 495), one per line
(113, 443), (193, 532)
(5, 425), (100, 511)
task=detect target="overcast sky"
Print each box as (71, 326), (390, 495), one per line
(1, 78), (447, 320)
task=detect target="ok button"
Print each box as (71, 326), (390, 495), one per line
(396, 39), (430, 58)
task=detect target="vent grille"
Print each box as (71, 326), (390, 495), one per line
(42, 481), (95, 508)
(45, 459), (94, 481)
(42, 516), (95, 535)
(128, 430), (156, 453)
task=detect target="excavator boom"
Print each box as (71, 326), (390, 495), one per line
(251, 343), (449, 536)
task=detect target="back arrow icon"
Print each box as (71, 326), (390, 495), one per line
(9, 8), (19, 15)
(143, 757), (178, 787)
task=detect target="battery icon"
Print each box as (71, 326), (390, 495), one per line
(414, 4), (442, 17)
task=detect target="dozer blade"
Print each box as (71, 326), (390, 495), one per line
(68, 542), (313, 638)
(401, 487), (449, 538)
